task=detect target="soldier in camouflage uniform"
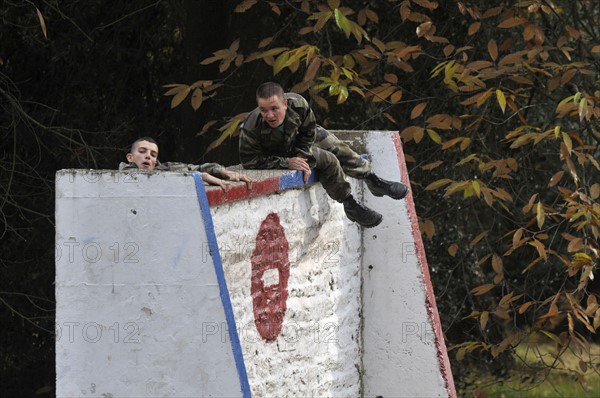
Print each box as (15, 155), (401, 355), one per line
(120, 137), (252, 192)
(239, 82), (408, 228)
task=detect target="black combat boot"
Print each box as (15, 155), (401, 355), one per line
(365, 173), (409, 200)
(342, 196), (383, 228)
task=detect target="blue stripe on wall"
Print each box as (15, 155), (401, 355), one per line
(279, 168), (318, 190)
(192, 172), (252, 398)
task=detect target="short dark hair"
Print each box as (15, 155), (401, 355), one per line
(256, 82), (284, 101)
(130, 136), (158, 153)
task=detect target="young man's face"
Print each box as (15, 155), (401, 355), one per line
(126, 140), (158, 170)
(257, 95), (288, 128)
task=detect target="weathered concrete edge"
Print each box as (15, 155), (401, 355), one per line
(205, 169), (318, 206)
(391, 132), (457, 397)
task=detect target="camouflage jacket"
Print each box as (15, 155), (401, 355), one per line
(239, 92), (316, 169)
(118, 161), (223, 175)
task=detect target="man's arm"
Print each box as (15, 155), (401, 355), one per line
(291, 98), (317, 159)
(239, 128), (289, 169)
(198, 163), (223, 175)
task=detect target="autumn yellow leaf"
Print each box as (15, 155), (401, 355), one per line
(493, 272), (504, 284)
(383, 112), (397, 124)
(416, 21), (433, 38)
(191, 88), (203, 111)
(518, 301), (534, 314)
(448, 243), (458, 257)
(390, 90), (403, 103)
(496, 89), (506, 113)
(488, 39), (498, 61)
(548, 171), (564, 187)
(372, 85), (396, 102)
(412, 0), (439, 10)
(171, 87), (191, 108)
(384, 73), (398, 84)
(471, 283), (495, 296)
(36, 8), (48, 39)
(480, 311), (489, 330)
(468, 22), (480, 36)
(303, 58), (321, 82)
(512, 228), (523, 250)
(327, 0), (340, 10)
(529, 239), (548, 260)
(423, 219), (435, 239)
(456, 347), (466, 361)
(536, 201), (545, 229)
(498, 17), (528, 29)
(421, 160), (443, 171)
(470, 231), (488, 246)
(400, 125), (424, 142)
(258, 36), (273, 48)
(426, 114), (453, 130)
(562, 132), (573, 155)
(234, 0), (258, 13)
(590, 183), (600, 199)
(522, 257), (543, 274)
(411, 102), (428, 119)
(443, 44), (455, 56)
(492, 254), (503, 274)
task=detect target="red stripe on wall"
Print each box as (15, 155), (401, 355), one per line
(206, 177), (280, 206)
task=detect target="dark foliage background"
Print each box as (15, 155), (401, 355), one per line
(2, 0), (599, 395)
(0, 0), (241, 394)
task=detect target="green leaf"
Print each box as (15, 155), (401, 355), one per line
(425, 179), (453, 191)
(337, 85), (349, 104)
(334, 9), (352, 37)
(427, 129), (442, 144)
(445, 181), (470, 196)
(539, 330), (561, 345)
(456, 153), (477, 166)
(273, 52), (290, 75)
(431, 61), (449, 78)
(207, 119), (241, 153)
(472, 180), (481, 197)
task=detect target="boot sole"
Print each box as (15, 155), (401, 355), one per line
(368, 188), (409, 200)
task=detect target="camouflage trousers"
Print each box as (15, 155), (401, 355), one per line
(309, 126), (372, 202)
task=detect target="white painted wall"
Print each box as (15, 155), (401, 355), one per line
(211, 183), (363, 398)
(55, 171), (242, 397)
(361, 131), (449, 397)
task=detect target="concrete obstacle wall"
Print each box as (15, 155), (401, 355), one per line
(55, 130), (455, 397)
